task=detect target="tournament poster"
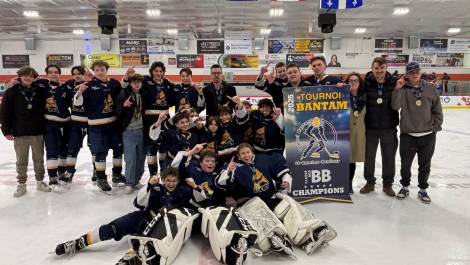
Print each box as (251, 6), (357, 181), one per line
(283, 85), (351, 203)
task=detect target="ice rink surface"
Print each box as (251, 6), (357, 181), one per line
(1, 109), (469, 265)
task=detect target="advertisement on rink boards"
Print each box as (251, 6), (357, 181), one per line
(224, 39), (253, 55)
(440, 96), (470, 108)
(176, 54), (204, 68)
(222, 55), (259, 68)
(268, 40), (296, 54)
(197, 40), (224, 54)
(147, 38), (176, 54)
(286, 53), (314, 68)
(283, 85), (351, 203)
(269, 39), (325, 54)
(80, 54), (120, 68)
(447, 39), (470, 53)
(294, 39), (324, 53)
(381, 54), (409, 67)
(121, 54), (149, 68)
(46, 54), (74, 68)
(374, 38), (403, 53)
(2, 55), (30, 68)
(119, 40), (147, 54)
(420, 38), (448, 53)
(411, 53), (464, 67)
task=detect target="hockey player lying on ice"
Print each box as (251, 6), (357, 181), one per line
(54, 167), (199, 265)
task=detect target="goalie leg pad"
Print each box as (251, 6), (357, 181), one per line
(199, 206), (257, 265)
(237, 197), (293, 256)
(128, 207), (199, 265)
(274, 193), (337, 254)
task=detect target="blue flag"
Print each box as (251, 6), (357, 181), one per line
(320, 0), (339, 9)
(346, 0), (363, 8)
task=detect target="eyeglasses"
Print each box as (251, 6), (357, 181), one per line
(211, 72), (223, 76)
(348, 79), (359, 83)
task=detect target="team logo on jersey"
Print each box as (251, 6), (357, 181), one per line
(45, 96), (58, 113)
(296, 116), (339, 160)
(244, 127), (253, 143)
(255, 127), (266, 146)
(179, 97), (189, 110)
(102, 94), (114, 113)
(204, 141), (216, 153)
(253, 169), (269, 193)
(220, 130), (235, 148)
(200, 181), (214, 197)
(156, 91), (167, 106)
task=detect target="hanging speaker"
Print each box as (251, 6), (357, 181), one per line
(100, 36), (111, 51)
(25, 37), (35, 50)
(331, 37), (341, 50)
(178, 38), (188, 50)
(408, 36), (419, 49)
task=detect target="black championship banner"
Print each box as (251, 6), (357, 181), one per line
(283, 85), (352, 203)
(2, 55), (30, 68)
(197, 40), (224, 54)
(46, 54), (74, 68)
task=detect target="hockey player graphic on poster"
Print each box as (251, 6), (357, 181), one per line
(296, 116), (340, 160)
(284, 85), (351, 202)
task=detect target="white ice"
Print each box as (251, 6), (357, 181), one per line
(1, 109), (469, 265)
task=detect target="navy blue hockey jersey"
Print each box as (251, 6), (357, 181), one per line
(36, 79), (72, 122)
(80, 78), (121, 126)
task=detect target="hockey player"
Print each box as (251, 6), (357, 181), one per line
(74, 60), (124, 192)
(215, 105), (244, 168)
(63, 66), (96, 184)
(150, 111), (205, 171)
(36, 65), (72, 187)
(297, 117), (340, 160)
(219, 143), (337, 256)
(55, 168), (198, 265)
(171, 145), (259, 265)
(200, 116), (219, 155)
(284, 63), (314, 89)
(173, 67), (205, 113)
(220, 143), (291, 206)
(254, 62), (288, 108)
(305, 56), (342, 86)
(234, 96), (285, 154)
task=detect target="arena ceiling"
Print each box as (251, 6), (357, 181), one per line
(0, 0), (468, 39)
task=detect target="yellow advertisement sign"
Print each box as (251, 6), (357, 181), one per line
(294, 39), (324, 53)
(81, 54), (121, 68)
(222, 55), (259, 68)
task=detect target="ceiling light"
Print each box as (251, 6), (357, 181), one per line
(167, 28), (178, 35)
(260, 28), (271, 35)
(146, 9), (161, 17)
(448, 27), (461, 34)
(393, 7), (409, 16)
(354, 28), (366, 34)
(23, 10), (39, 18)
(269, 8), (284, 17)
(73, 29), (85, 35)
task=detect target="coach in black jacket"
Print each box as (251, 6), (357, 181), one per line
(202, 64), (237, 117)
(360, 57), (399, 197)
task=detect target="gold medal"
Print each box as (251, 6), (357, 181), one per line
(377, 98), (383, 104)
(416, 100), (422, 107)
(353, 111), (359, 117)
